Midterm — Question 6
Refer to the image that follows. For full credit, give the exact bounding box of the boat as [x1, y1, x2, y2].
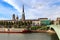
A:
[21, 30, 32, 33]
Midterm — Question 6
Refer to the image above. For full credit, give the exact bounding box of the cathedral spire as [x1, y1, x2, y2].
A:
[22, 5, 25, 21]
[23, 5, 24, 13]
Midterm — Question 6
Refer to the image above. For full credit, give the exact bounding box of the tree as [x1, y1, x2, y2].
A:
[50, 20, 54, 25]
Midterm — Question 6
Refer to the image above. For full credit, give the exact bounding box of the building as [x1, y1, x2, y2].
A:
[12, 14, 15, 21]
[25, 18, 50, 26]
[16, 15, 19, 21]
[21, 5, 25, 21]
[32, 19, 40, 26]
[0, 5, 51, 28]
[54, 17, 60, 25]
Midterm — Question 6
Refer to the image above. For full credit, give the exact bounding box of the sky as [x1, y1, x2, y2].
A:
[0, 0, 60, 20]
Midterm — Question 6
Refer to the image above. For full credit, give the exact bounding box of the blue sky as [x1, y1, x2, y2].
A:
[0, 0, 60, 20]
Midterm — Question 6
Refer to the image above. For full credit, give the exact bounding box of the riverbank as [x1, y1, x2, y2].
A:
[31, 30, 47, 33]
[0, 28, 55, 33]
[0, 30, 55, 34]
[0, 30, 47, 33]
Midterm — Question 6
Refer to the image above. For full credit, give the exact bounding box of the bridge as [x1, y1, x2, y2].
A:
[47, 25, 60, 40]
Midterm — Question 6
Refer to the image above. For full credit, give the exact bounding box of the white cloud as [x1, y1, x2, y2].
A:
[0, 0, 21, 20]
[4, 0, 22, 13]
[0, 17, 9, 20]
[3, 0, 60, 20]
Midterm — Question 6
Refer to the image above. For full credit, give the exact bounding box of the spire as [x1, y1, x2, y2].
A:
[22, 5, 25, 21]
[16, 15, 19, 21]
[23, 5, 24, 13]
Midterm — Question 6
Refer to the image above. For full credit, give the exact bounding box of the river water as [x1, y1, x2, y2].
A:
[0, 33, 59, 40]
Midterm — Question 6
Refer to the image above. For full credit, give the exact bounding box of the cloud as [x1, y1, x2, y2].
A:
[3, 0, 60, 20]
[0, 17, 9, 20]
[0, 0, 21, 20]
[4, 0, 22, 13]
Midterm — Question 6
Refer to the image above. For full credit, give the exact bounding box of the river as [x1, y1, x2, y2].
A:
[0, 33, 59, 40]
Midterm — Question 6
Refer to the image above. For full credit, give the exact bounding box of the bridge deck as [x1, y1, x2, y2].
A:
[48, 25, 60, 40]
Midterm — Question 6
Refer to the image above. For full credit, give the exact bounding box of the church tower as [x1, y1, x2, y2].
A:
[12, 14, 15, 21]
[22, 5, 25, 21]
[16, 15, 19, 21]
